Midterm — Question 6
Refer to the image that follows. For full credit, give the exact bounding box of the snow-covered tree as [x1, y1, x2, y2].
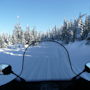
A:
[85, 15, 90, 32]
[12, 24, 24, 44]
[0, 35, 4, 48]
[82, 15, 90, 39]
[61, 20, 71, 43]
[31, 28, 38, 41]
[71, 14, 85, 41]
[24, 25, 31, 44]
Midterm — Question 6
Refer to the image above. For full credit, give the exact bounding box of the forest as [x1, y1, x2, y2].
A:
[0, 14, 90, 48]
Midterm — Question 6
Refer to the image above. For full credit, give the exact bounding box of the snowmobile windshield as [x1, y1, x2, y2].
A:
[1, 40, 90, 86]
[20, 41, 76, 82]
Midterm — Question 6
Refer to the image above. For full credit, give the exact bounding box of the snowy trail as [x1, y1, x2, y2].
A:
[0, 41, 90, 86]
[21, 42, 74, 81]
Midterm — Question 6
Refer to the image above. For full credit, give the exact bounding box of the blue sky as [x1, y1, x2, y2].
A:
[0, 0, 90, 33]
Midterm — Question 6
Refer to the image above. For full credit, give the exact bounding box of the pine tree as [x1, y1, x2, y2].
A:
[84, 15, 90, 39]
[0, 35, 4, 48]
[31, 28, 38, 41]
[61, 19, 70, 43]
[12, 24, 24, 44]
[24, 25, 31, 44]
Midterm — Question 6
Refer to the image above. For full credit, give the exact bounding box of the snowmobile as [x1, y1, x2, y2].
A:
[0, 40, 90, 90]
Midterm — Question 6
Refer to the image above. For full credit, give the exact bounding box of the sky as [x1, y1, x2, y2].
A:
[0, 0, 90, 34]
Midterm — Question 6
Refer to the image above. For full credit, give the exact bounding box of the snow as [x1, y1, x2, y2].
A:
[66, 40, 90, 81]
[0, 47, 31, 86]
[0, 48, 23, 86]
[7, 44, 24, 49]
[0, 41, 90, 86]
[21, 42, 74, 81]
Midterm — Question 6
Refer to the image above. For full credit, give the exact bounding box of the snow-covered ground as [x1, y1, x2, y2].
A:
[0, 47, 30, 86]
[66, 40, 90, 80]
[0, 48, 24, 86]
[0, 41, 90, 86]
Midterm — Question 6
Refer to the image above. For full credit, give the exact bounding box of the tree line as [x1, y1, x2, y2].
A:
[0, 14, 90, 48]
[43, 14, 90, 44]
[0, 24, 41, 48]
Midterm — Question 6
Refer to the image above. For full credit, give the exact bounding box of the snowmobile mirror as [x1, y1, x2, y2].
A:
[0, 64, 12, 75]
[0, 64, 26, 81]
[85, 62, 90, 73]
[72, 62, 90, 80]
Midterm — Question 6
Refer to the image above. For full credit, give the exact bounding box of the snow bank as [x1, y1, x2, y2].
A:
[66, 40, 90, 81]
